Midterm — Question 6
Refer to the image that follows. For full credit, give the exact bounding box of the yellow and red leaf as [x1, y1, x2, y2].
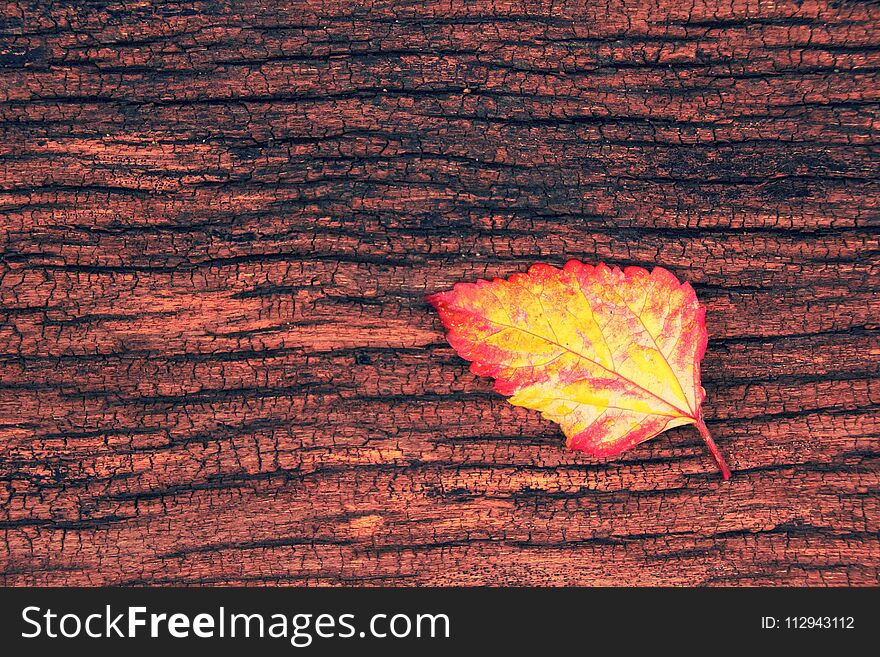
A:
[427, 260, 731, 479]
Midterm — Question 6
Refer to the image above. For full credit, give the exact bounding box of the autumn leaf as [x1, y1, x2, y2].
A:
[427, 260, 731, 479]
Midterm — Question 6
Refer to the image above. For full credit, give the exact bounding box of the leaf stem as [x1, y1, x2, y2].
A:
[695, 415, 731, 481]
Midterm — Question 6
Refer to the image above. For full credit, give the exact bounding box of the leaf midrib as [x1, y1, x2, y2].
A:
[482, 316, 694, 419]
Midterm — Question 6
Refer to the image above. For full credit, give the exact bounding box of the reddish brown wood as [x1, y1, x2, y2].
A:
[0, 0, 878, 586]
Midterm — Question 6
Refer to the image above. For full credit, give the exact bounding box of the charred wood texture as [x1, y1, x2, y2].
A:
[0, 0, 878, 586]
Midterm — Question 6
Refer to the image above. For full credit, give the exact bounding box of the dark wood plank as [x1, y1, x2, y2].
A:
[0, 0, 878, 586]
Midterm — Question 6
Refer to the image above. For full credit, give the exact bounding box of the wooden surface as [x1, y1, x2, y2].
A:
[1, 0, 878, 586]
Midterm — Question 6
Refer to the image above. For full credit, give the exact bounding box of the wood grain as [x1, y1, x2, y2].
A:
[1, 0, 878, 586]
